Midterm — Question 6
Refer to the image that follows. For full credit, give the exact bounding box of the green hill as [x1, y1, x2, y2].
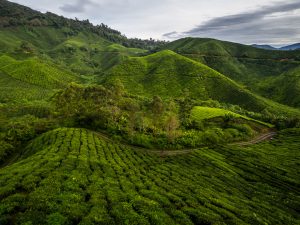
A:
[0, 55, 79, 102]
[0, 127, 299, 225]
[0, 0, 166, 76]
[161, 38, 300, 107]
[105, 50, 300, 116]
[256, 66, 300, 108]
[0, 26, 146, 75]
[0, 0, 165, 50]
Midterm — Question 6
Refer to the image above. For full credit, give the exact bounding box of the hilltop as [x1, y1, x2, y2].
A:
[105, 50, 300, 116]
[0, 0, 166, 50]
[161, 37, 300, 107]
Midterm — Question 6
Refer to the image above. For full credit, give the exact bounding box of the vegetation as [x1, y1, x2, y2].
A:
[191, 106, 273, 127]
[0, 128, 299, 225]
[104, 50, 300, 117]
[161, 37, 300, 107]
[0, 1, 299, 224]
[0, 0, 167, 50]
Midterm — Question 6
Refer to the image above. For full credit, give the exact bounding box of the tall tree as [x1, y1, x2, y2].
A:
[165, 115, 180, 143]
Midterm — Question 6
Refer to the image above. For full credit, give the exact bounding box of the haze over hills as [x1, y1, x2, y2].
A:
[0, 1, 300, 225]
[252, 43, 300, 51]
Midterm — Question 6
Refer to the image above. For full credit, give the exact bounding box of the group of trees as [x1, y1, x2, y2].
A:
[0, 0, 167, 50]
[0, 114, 53, 163]
[52, 81, 265, 149]
[53, 82, 182, 148]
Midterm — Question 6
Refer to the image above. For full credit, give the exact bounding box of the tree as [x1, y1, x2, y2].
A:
[165, 115, 180, 143]
[151, 96, 164, 116]
[20, 41, 35, 54]
[109, 79, 125, 98]
[151, 96, 164, 135]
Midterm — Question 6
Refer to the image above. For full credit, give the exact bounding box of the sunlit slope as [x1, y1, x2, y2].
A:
[191, 106, 273, 127]
[161, 38, 300, 105]
[0, 26, 146, 75]
[0, 127, 299, 225]
[105, 50, 300, 116]
[0, 55, 79, 102]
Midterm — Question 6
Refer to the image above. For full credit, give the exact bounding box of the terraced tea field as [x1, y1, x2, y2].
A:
[191, 106, 273, 127]
[0, 128, 299, 225]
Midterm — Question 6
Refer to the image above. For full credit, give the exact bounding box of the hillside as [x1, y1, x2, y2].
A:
[0, 25, 146, 75]
[0, 127, 299, 225]
[190, 106, 272, 127]
[0, 1, 299, 225]
[0, 0, 166, 50]
[161, 38, 300, 107]
[0, 55, 79, 102]
[105, 50, 300, 116]
[256, 66, 300, 108]
[0, 0, 156, 76]
[280, 43, 300, 51]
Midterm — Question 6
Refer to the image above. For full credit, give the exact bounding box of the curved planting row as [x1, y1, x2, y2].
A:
[0, 128, 299, 225]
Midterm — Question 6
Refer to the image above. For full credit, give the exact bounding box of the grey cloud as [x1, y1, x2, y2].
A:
[163, 0, 300, 46]
[60, 0, 97, 13]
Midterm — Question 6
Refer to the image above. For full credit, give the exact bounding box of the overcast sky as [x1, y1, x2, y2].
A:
[10, 0, 300, 46]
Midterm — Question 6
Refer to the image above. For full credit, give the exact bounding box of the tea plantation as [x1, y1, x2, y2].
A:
[0, 128, 299, 225]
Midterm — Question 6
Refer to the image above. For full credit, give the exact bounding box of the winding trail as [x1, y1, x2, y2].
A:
[230, 132, 277, 146]
[95, 131, 277, 156]
[1, 130, 278, 169]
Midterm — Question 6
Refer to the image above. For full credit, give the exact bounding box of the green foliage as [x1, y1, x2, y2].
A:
[0, 2, 299, 225]
[0, 0, 167, 50]
[0, 55, 79, 89]
[0, 128, 299, 225]
[105, 50, 300, 117]
[191, 106, 273, 127]
[0, 114, 55, 163]
[0, 55, 79, 102]
[161, 37, 300, 108]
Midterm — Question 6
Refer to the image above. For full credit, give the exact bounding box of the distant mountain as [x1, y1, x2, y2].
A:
[252, 43, 300, 51]
[279, 43, 300, 51]
[251, 44, 276, 50]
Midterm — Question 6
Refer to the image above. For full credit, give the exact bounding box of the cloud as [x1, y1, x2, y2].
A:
[163, 0, 300, 46]
[60, 0, 97, 13]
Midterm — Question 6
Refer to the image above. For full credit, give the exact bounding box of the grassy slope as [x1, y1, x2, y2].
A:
[161, 38, 300, 107]
[256, 66, 300, 108]
[0, 127, 299, 225]
[0, 55, 79, 102]
[191, 106, 273, 127]
[0, 27, 146, 75]
[106, 50, 300, 116]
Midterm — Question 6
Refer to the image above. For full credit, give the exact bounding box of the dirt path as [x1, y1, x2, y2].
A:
[1, 131, 278, 169]
[229, 132, 277, 147]
[95, 131, 277, 156]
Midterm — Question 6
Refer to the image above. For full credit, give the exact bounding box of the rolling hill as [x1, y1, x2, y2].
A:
[252, 43, 300, 51]
[0, 0, 157, 76]
[0, 55, 79, 102]
[0, 1, 299, 225]
[256, 65, 300, 108]
[161, 38, 300, 107]
[105, 50, 300, 116]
